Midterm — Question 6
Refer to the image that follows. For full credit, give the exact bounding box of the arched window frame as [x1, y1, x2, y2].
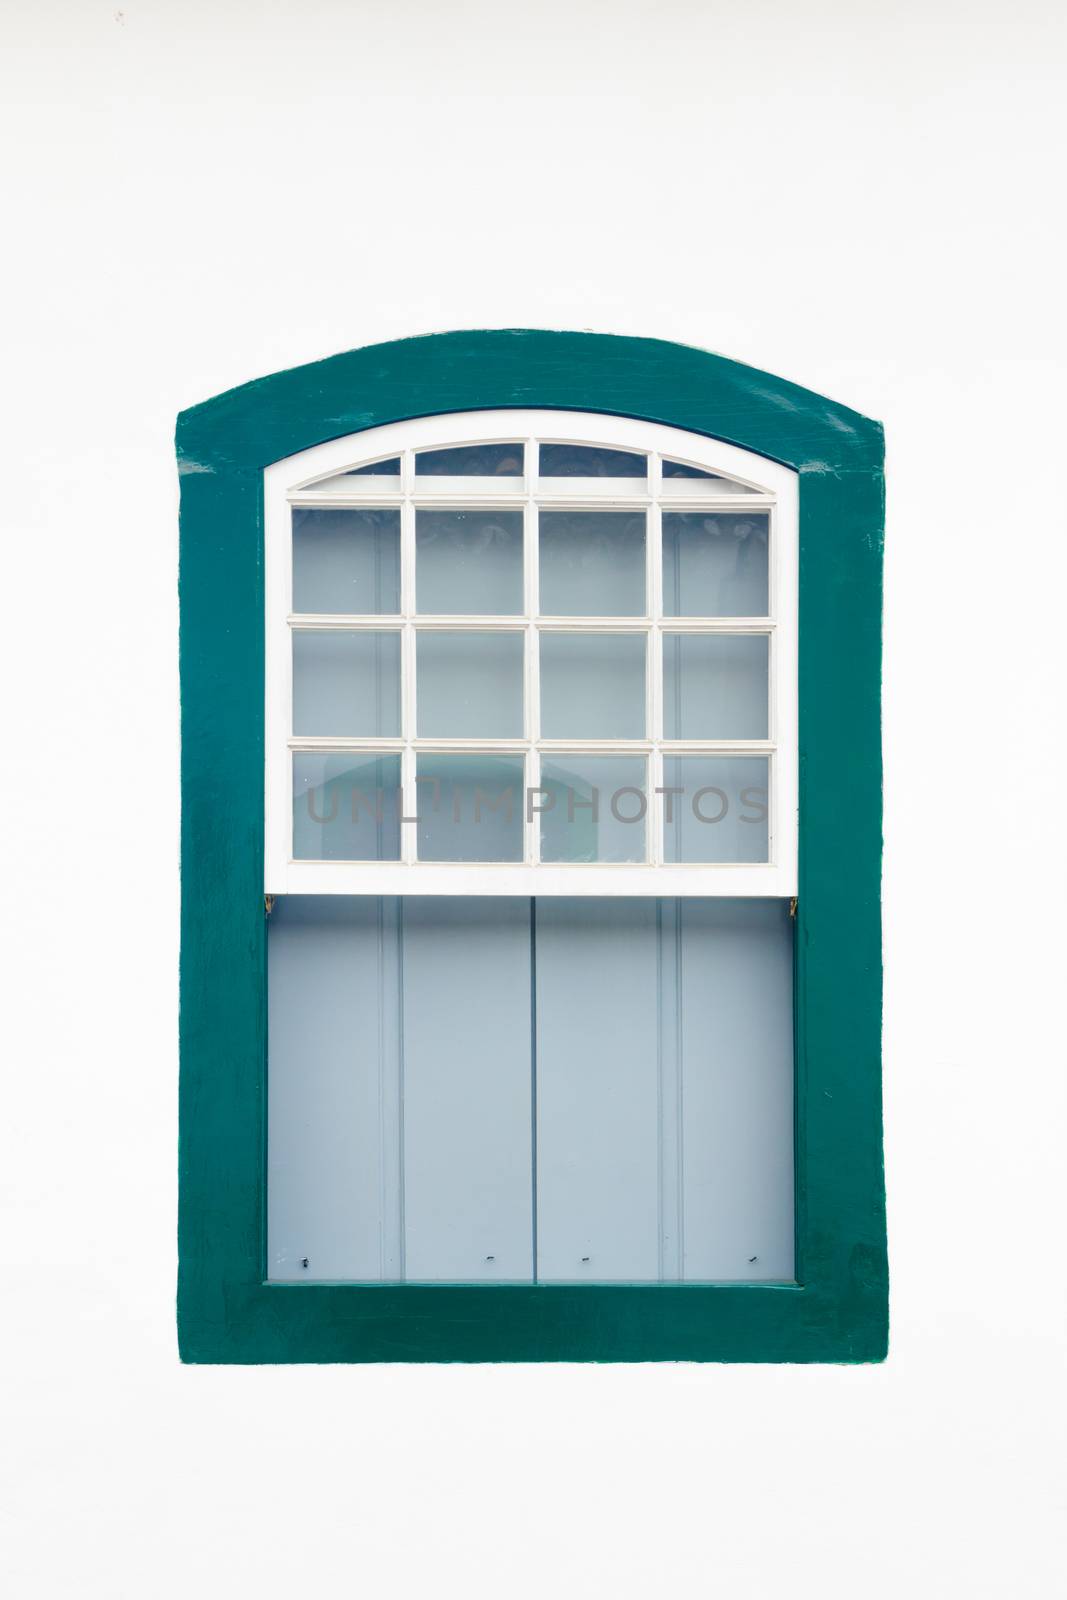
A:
[264, 409, 798, 897]
[177, 330, 886, 1364]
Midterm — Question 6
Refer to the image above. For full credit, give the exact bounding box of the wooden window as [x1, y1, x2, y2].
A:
[266, 412, 798, 897]
[177, 331, 886, 1362]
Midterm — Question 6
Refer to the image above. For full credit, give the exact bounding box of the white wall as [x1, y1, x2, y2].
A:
[1, 2, 1064, 1595]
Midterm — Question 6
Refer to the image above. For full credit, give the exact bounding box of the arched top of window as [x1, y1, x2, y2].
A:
[278, 410, 786, 500]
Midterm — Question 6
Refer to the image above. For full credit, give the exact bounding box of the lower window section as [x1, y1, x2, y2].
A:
[267, 897, 794, 1284]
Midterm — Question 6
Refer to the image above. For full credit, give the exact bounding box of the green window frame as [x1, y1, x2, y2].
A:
[177, 329, 886, 1363]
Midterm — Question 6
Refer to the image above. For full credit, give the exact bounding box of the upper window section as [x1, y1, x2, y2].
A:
[265, 410, 797, 896]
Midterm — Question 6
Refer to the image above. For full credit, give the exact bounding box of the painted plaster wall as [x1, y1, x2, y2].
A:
[0, 2, 1063, 1596]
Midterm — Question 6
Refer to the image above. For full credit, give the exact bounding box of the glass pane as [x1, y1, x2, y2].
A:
[662, 634, 769, 740]
[539, 755, 647, 863]
[662, 756, 769, 863]
[416, 509, 524, 615]
[661, 459, 759, 488]
[539, 444, 646, 477]
[417, 754, 524, 861]
[661, 459, 717, 479]
[539, 632, 646, 739]
[292, 752, 401, 860]
[538, 512, 646, 616]
[416, 443, 524, 476]
[416, 631, 524, 737]
[292, 507, 401, 614]
[662, 512, 769, 617]
[292, 630, 401, 737]
[301, 464, 401, 492]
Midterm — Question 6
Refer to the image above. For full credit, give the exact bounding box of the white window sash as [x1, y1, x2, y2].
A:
[265, 410, 797, 897]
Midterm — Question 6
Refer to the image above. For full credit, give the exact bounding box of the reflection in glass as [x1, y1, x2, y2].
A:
[539, 444, 646, 478]
[663, 634, 769, 740]
[538, 511, 646, 616]
[344, 457, 400, 475]
[417, 631, 524, 737]
[539, 755, 647, 862]
[292, 752, 402, 860]
[661, 459, 717, 479]
[292, 507, 401, 614]
[661, 459, 759, 488]
[662, 756, 769, 863]
[292, 630, 401, 737]
[662, 513, 769, 617]
[539, 633, 645, 739]
[417, 754, 525, 861]
[416, 509, 523, 614]
[416, 444, 524, 476]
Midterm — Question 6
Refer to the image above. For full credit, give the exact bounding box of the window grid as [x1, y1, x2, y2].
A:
[285, 439, 778, 867]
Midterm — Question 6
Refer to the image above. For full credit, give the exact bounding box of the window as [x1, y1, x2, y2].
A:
[265, 412, 797, 895]
[263, 413, 798, 1289]
[178, 330, 886, 1361]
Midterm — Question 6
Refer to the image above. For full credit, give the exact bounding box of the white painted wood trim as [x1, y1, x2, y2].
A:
[278, 862, 788, 896]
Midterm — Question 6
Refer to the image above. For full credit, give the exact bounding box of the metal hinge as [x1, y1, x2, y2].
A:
[788, 896, 797, 918]
[264, 893, 275, 916]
